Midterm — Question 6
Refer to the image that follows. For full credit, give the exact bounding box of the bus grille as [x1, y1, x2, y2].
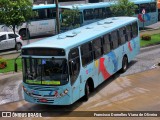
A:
[28, 85, 59, 91]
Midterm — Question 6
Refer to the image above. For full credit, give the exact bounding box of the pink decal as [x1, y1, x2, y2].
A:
[54, 91, 58, 97]
[128, 41, 132, 52]
[98, 58, 111, 80]
[86, 70, 88, 74]
[138, 14, 145, 22]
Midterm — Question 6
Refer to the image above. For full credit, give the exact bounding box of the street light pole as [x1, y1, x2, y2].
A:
[55, 0, 60, 34]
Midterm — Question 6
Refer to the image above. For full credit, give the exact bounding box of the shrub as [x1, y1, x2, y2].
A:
[141, 34, 151, 41]
[0, 57, 7, 69]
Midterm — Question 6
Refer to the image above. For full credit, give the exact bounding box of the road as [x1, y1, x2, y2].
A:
[0, 68, 160, 120]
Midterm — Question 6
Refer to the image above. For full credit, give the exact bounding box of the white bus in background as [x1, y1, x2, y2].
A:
[0, 4, 57, 40]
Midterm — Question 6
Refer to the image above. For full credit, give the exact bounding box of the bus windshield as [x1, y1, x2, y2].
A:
[23, 58, 68, 86]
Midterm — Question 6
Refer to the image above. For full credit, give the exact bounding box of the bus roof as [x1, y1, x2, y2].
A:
[33, 4, 56, 10]
[60, 0, 156, 10]
[60, 2, 113, 10]
[129, 0, 156, 4]
[22, 17, 138, 50]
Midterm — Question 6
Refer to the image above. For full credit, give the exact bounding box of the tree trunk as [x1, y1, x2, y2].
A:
[13, 25, 17, 50]
[55, 0, 60, 34]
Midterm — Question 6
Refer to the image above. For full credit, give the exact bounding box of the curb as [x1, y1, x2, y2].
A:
[140, 44, 160, 53]
[0, 50, 21, 56]
[0, 72, 22, 81]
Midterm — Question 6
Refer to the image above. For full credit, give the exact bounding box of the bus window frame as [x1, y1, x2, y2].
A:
[68, 47, 81, 85]
[92, 37, 103, 60]
[80, 41, 93, 67]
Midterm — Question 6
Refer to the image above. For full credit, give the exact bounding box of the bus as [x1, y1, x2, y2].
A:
[60, 2, 113, 26]
[21, 16, 140, 105]
[157, 0, 160, 20]
[60, 0, 158, 28]
[131, 0, 158, 27]
[0, 4, 57, 40]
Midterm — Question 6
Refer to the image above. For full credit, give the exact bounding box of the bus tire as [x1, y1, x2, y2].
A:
[121, 56, 128, 73]
[83, 81, 90, 101]
[19, 29, 30, 40]
[15, 43, 22, 51]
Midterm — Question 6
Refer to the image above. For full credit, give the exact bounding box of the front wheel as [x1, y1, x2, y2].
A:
[121, 56, 128, 73]
[15, 43, 22, 51]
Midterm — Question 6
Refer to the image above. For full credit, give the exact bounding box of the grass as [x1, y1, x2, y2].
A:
[0, 58, 22, 73]
[140, 34, 160, 47]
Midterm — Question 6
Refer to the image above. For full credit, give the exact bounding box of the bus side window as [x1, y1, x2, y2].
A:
[140, 3, 150, 13]
[81, 42, 93, 66]
[103, 34, 111, 54]
[106, 7, 112, 18]
[94, 8, 103, 19]
[132, 22, 138, 38]
[92, 38, 103, 60]
[150, 2, 156, 12]
[126, 25, 132, 41]
[84, 9, 94, 20]
[111, 31, 119, 49]
[119, 27, 126, 45]
[135, 4, 140, 14]
[69, 47, 80, 85]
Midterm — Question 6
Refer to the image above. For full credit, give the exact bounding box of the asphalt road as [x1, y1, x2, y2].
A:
[0, 68, 160, 120]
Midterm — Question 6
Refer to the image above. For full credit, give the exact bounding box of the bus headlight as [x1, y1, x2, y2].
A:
[64, 89, 68, 94]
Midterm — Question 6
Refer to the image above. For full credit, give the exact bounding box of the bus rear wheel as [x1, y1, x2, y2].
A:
[83, 81, 90, 101]
[15, 43, 22, 51]
[121, 56, 128, 73]
[19, 29, 30, 40]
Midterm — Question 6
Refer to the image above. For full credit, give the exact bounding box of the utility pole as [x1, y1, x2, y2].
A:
[55, 0, 60, 34]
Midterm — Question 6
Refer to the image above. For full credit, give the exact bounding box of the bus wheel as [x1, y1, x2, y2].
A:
[19, 29, 30, 40]
[15, 43, 22, 51]
[84, 81, 90, 101]
[121, 56, 128, 73]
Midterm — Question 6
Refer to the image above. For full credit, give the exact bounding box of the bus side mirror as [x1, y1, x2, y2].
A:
[14, 62, 18, 72]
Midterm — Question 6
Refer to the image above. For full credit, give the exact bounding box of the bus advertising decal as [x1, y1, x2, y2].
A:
[98, 57, 111, 80]
[138, 13, 150, 22]
[86, 68, 93, 75]
[107, 52, 118, 73]
[128, 41, 133, 52]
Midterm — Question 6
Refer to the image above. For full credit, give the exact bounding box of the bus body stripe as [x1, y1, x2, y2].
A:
[98, 58, 111, 80]
[128, 41, 133, 52]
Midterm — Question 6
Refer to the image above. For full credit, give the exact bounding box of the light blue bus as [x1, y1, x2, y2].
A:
[21, 17, 140, 105]
[60, 2, 113, 26]
[60, 0, 158, 28]
[130, 0, 158, 27]
[0, 4, 57, 40]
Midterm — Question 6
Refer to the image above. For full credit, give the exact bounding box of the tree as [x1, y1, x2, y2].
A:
[0, 0, 33, 49]
[110, 0, 137, 17]
[61, 7, 80, 32]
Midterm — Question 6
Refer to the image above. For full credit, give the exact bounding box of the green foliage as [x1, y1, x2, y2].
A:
[141, 34, 151, 41]
[0, 58, 22, 73]
[110, 0, 137, 17]
[140, 34, 160, 47]
[61, 7, 80, 31]
[0, 0, 33, 30]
